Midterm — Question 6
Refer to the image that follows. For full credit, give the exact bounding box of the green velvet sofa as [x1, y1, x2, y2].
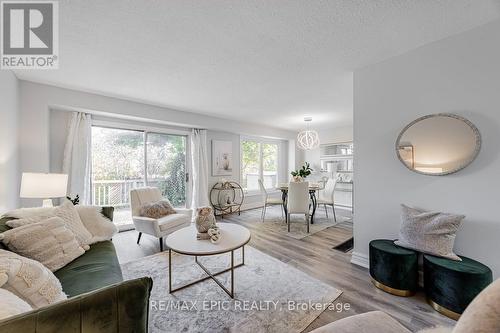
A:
[0, 208, 153, 333]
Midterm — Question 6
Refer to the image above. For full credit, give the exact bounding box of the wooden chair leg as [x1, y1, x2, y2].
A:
[332, 204, 337, 222]
[324, 204, 329, 218]
[287, 214, 291, 232]
[159, 237, 164, 252]
[137, 232, 142, 244]
[262, 204, 267, 221]
[306, 214, 310, 233]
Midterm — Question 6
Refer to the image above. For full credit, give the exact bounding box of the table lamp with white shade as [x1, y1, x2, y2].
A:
[20, 173, 68, 207]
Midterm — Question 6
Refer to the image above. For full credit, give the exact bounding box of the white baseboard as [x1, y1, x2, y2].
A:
[350, 251, 369, 268]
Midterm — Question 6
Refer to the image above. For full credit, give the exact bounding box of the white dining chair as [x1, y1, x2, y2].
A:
[258, 179, 284, 221]
[287, 181, 310, 233]
[317, 178, 337, 222]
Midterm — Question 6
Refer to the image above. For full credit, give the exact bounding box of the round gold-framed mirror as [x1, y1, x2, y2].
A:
[396, 113, 481, 176]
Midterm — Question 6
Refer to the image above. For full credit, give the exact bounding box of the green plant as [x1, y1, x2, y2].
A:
[291, 162, 313, 178]
[66, 194, 80, 205]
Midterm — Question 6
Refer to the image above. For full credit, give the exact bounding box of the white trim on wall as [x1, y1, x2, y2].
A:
[91, 118, 191, 136]
[350, 251, 369, 268]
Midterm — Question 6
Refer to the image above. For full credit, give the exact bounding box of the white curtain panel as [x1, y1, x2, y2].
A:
[62, 112, 92, 204]
[190, 129, 209, 209]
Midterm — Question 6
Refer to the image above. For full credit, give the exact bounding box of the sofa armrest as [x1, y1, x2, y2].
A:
[175, 208, 193, 220]
[0, 277, 153, 333]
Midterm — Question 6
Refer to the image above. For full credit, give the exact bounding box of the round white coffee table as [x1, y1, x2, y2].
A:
[165, 223, 251, 298]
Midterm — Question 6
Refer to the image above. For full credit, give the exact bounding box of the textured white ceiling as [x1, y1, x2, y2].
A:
[14, 0, 500, 131]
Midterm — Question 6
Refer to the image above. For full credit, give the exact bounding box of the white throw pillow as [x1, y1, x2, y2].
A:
[395, 204, 464, 261]
[6, 201, 92, 250]
[75, 206, 118, 244]
[0, 250, 67, 308]
[3, 206, 55, 220]
[0, 217, 85, 271]
[0, 288, 33, 320]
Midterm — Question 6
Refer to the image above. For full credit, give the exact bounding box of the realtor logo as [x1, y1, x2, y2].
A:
[1, 1, 58, 69]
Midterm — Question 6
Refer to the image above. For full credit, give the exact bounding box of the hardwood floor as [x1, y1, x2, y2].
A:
[113, 205, 454, 332]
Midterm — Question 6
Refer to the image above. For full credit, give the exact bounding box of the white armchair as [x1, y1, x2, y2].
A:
[130, 187, 192, 252]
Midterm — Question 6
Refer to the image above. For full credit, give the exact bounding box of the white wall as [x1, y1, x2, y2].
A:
[353, 19, 500, 278]
[49, 110, 71, 173]
[0, 71, 20, 213]
[206, 131, 287, 209]
[20, 81, 297, 175]
[32, 83, 295, 208]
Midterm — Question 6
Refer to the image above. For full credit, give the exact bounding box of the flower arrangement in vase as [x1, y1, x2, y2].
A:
[290, 162, 313, 182]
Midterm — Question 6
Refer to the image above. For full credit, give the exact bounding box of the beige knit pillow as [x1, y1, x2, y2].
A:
[0, 217, 85, 271]
[7, 201, 92, 250]
[140, 200, 176, 219]
[395, 204, 464, 261]
[0, 250, 67, 308]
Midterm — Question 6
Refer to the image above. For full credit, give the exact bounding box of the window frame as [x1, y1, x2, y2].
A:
[240, 136, 281, 194]
[90, 119, 192, 209]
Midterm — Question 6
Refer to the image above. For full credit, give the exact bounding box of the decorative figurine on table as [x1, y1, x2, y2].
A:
[195, 206, 218, 241]
[208, 227, 221, 244]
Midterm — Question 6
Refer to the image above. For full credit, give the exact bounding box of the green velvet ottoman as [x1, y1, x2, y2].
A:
[423, 254, 492, 320]
[369, 239, 418, 296]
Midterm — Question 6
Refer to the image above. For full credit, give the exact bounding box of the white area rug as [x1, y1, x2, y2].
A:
[122, 246, 342, 333]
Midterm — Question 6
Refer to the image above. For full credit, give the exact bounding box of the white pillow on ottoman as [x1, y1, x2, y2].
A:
[0, 288, 32, 320]
[395, 204, 464, 261]
[0, 217, 85, 271]
[75, 206, 118, 244]
[0, 250, 67, 308]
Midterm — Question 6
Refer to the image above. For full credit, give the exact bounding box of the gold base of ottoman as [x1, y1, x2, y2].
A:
[371, 278, 415, 297]
[427, 298, 461, 321]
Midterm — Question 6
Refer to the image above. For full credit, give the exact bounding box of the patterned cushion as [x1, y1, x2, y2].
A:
[6, 201, 93, 249]
[139, 200, 176, 219]
[0, 250, 67, 308]
[0, 217, 85, 271]
[395, 204, 464, 261]
[0, 288, 32, 320]
[54, 201, 93, 248]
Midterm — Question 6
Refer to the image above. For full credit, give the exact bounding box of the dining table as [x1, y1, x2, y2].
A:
[277, 183, 321, 224]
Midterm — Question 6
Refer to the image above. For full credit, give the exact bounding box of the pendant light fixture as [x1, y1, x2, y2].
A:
[297, 116, 320, 150]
